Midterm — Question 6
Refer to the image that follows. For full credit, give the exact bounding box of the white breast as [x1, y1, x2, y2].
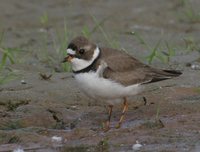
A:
[74, 71, 142, 101]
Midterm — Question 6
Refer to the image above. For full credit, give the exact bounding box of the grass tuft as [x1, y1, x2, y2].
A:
[0, 31, 20, 84]
[178, 0, 200, 23]
[40, 12, 49, 29]
[183, 37, 200, 52]
[131, 32, 176, 64]
[91, 15, 120, 49]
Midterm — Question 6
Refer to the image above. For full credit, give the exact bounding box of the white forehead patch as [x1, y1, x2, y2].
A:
[67, 48, 76, 55]
[71, 47, 100, 72]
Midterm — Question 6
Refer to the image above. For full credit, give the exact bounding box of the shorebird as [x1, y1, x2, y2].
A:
[62, 36, 182, 131]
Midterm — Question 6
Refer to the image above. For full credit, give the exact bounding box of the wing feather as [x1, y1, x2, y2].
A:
[98, 48, 181, 86]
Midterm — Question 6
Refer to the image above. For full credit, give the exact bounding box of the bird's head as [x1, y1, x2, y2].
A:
[63, 36, 100, 72]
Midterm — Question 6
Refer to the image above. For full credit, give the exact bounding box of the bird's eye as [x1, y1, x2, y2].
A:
[79, 49, 85, 54]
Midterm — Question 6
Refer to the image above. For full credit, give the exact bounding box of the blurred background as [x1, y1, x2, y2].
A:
[0, 0, 200, 151]
[0, 0, 200, 77]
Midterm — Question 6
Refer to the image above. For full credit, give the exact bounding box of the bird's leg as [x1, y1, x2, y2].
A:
[103, 105, 113, 131]
[143, 96, 147, 105]
[116, 97, 128, 129]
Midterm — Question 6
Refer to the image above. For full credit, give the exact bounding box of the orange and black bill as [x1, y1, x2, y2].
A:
[62, 55, 74, 63]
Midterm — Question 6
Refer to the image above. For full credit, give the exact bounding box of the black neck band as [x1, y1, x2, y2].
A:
[73, 49, 101, 74]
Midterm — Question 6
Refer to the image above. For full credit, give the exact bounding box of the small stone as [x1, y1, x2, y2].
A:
[191, 64, 200, 70]
[39, 28, 47, 33]
[132, 140, 142, 151]
[20, 80, 26, 84]
[71, 105, 77, 109]
[13, 148, 24, 152]
[51, 136, 62, 142]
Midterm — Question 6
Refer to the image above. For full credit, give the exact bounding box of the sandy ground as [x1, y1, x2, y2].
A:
[0, 0, 200, 151]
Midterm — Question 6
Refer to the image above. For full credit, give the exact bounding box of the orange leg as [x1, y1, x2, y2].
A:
[103, 105, 113, 131]
[116, 97, 128, 129]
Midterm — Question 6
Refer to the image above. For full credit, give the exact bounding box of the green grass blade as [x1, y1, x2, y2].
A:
[146, 39, 161, 64]
[91, 14, 115, 48]
[0, 30, 5, 46]
[4, 48, 15, 64]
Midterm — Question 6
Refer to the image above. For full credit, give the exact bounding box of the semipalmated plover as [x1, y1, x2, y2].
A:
[63, 36, 182, 131]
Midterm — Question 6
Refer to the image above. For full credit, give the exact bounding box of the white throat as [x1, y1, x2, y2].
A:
[71, 47, 100, 72]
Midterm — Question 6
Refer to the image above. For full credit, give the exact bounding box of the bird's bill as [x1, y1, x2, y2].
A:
[62, 48, 76, 63]
[62, 55, 74, 63]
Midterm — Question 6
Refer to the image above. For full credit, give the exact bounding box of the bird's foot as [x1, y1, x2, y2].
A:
[102, 121, 110, 132]
[115, 122, 121, 129]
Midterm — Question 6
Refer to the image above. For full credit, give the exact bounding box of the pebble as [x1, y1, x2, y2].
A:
[51, 136, 62, 142]
[13, 148, 24, 152]
[20, 80, 26, 84]
[191, 64, 200, 70]
[132, 140, 142, 151]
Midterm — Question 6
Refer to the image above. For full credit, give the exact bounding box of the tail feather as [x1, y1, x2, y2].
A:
[143, 69, 182, 84]
[163, 69, 182, 77]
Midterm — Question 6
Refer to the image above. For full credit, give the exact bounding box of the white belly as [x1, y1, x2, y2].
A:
[74, 71, 141, 100]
